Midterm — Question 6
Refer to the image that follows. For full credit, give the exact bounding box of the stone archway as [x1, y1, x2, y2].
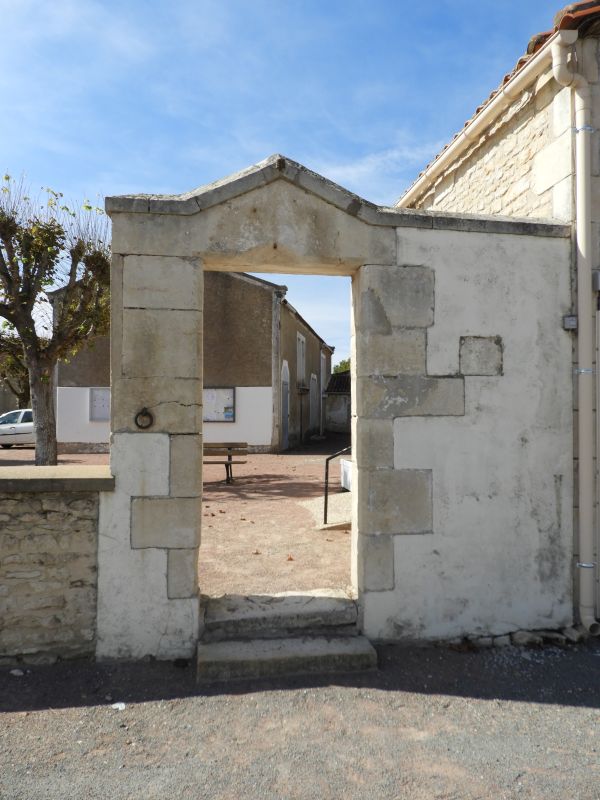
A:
[97, 154, 572, 659]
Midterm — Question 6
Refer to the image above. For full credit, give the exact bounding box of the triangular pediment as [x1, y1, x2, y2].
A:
[106, 154, 393, 225]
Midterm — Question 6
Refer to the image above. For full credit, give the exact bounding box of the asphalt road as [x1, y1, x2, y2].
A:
[2, 640, 600, 800]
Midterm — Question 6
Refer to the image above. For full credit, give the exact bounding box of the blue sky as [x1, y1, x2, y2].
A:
[1, 0, 560, 362]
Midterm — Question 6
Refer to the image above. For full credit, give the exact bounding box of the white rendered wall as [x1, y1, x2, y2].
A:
[360, 227, 573, 642]
[56, 387, 110, 443]
[203, 386, 272, 446]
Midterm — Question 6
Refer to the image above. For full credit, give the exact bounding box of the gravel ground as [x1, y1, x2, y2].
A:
[2, 640, 600, 799]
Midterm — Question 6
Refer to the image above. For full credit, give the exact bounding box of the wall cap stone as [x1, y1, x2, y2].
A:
[105, 154, 570, 240]
[0, 466, 115, 493]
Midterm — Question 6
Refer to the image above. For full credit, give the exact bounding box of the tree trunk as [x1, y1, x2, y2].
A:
[29, 363, 57, 465]
[17, 381, 31, 409]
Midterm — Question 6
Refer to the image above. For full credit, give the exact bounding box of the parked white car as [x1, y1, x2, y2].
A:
[0, 409, 34, 448]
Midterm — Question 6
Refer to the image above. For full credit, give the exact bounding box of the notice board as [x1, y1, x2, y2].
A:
[203, 387, 235, 423]
[89, 387, 110, 422]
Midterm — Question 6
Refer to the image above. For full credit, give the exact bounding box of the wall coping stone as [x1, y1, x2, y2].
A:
[105, 154, 570, 240]
[0, 465, 115, 493]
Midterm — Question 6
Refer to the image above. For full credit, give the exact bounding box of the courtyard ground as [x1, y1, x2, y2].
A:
[200, 441, 352, 597]
[2, 640, 600, 800]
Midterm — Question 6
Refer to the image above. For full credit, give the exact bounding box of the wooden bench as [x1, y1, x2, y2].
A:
[203, 442, 248, 484]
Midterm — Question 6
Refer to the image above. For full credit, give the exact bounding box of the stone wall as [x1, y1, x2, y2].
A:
[409, 74, 573, 222]
[203, 272, 274, 387]
[0, 491, 99, 663]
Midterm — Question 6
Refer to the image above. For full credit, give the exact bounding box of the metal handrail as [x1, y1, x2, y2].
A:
[323, 445, 351, 525]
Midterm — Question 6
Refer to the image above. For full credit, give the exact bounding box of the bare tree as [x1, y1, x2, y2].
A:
[0, 176, 110, 465]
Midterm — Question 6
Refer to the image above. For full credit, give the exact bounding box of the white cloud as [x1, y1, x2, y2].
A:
[312, 139, 445, 206]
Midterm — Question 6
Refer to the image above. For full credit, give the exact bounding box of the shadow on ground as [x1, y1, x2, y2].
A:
[203, 474, 339, 500]
[3, 640, 600, 713]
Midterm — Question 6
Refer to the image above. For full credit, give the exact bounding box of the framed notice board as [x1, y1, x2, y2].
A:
[89, 387, 110, 422]
[203, 387, 235, 423]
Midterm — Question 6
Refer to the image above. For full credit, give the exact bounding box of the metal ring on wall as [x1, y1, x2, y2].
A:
[134, 407, 154, 430]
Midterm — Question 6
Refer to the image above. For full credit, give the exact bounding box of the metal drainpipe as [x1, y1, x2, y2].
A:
[552, 30, 600, 634]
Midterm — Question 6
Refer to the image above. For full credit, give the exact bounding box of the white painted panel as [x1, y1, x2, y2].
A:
[56, 387, 110, 443]
[203, 386, 272, 446]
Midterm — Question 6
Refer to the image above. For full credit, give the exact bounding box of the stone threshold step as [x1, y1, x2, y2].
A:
[197, 635, 377, 683]
[201, 590, 358, 642]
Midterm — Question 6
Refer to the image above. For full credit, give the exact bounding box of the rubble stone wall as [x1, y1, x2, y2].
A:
[0, 491, 99, 663]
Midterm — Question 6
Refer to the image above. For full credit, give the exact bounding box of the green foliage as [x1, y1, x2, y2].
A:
[333, 357, 350, 374]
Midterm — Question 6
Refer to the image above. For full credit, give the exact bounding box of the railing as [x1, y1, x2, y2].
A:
[323, 445, 351, 525]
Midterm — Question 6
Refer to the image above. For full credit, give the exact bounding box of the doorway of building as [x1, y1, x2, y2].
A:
[198, 273, 352, 600]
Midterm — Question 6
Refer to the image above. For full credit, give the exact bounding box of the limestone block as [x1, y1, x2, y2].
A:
[358, 534, 395, 591]
[553, 86, 572, 138]
[354, 418, 394, 470]
[532, 132, 572, 196]
[355, 266, 434, 330]
[131, 497, 200, 548]
[112, 377, 202, 434]
[355, 330, 426, 377]
[553, 177, 573, 222]
[357, 469, 432, 535]
[167, 548, 199, 599]
[110, 433, 170, 496]
[170, 435, 202, 497]
[459, 336, 503, 376]
[122, 309, 201, 379]
[357, 375, 465, 418]
[123, 256, 202, 310]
